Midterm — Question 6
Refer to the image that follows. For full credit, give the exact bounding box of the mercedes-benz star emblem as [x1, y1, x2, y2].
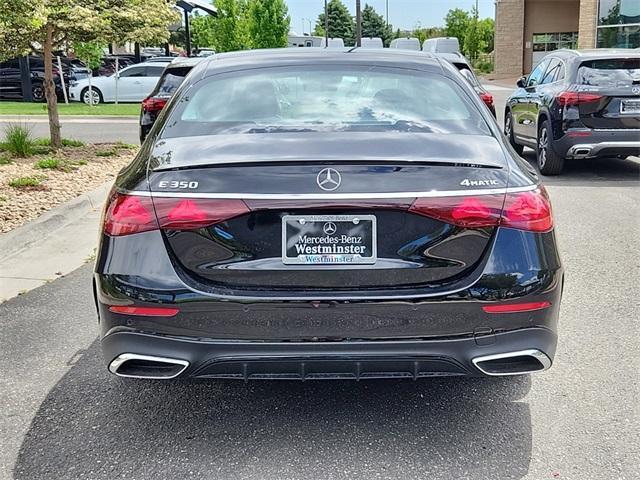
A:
[632, 86, 640, 95]
[316, 168, 342, 191]
[323, 222, 337, 235]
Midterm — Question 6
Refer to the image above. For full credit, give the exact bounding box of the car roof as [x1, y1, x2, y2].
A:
[199, 48, 443, 76]
[168, 57, 206, 68]
[433, 52, 470, 66]
[554, 48, 640, 58]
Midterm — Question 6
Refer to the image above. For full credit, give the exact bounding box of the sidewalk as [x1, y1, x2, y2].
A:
[0, 115, 138, 124]
[0, 181, 112, 302]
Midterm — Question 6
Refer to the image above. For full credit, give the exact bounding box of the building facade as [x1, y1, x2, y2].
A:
[494, 0, 639, 77]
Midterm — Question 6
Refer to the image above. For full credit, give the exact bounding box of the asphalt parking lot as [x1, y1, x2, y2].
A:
[1, 87, 639, 480]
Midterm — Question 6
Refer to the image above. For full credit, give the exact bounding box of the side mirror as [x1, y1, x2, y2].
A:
[516, 75, 527, 88]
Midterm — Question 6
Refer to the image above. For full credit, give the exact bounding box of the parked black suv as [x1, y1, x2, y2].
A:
[0, 56, 89, 102]
[505, 49, 640, 175]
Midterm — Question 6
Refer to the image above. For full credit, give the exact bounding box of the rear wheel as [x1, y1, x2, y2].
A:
[81, 87, 103, 105]
[537, 119, 564, 175]
[504, 110, 524, 155]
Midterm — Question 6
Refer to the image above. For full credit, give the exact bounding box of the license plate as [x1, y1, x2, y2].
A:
[620, 99, 640, 114]
[282, 215, 377, 265]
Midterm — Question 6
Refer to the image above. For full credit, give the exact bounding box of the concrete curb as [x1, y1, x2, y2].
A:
[0, 180, 112, 263]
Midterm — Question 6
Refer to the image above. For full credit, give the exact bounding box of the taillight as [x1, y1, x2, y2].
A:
[102, 191, 250, 236]
[409, 194, 503, 228]
[103, 191, 158, 236]
[141, 97, 168, 112]
[501, 186, 553, 232]
[153, 198, 250, 230]
[409, 186, 553, 233]
[480, 92, 494, 107]
[557, 91, 602, 106]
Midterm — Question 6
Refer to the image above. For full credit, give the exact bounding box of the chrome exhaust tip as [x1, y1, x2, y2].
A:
[568, 145, 593, 159]
[109, 353, 189, 379]
[472, 349, 551, 376]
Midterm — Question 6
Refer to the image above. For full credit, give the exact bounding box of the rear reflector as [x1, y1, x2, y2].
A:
[482, 301, 551, 313]
[557, 91, 602, 107]
[108, 305, 180, 317]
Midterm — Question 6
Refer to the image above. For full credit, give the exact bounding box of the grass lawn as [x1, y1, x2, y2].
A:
[0, 101, 139, 116]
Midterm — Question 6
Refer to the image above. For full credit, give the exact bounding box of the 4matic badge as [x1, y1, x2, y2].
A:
[460, 178, 500, 187]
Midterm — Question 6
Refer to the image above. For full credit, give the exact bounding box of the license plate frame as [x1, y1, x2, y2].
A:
[620, 99, 640, 114]
[282, 214, 377, 265]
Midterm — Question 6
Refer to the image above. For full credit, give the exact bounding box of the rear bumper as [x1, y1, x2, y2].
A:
[554, 129, 640, 159]
[565, 141, 640, 159]
[102, 326, 557, 380]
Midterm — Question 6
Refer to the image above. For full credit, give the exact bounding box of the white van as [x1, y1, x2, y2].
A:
[389, 38, 421, 51]
[422, 37, 460, 54]
[360, 37, 384, 48]
[321, 37, 345, 48]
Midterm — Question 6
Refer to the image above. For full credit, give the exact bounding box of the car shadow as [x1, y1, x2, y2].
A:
[521, 149, 640, 186]
[14, 339, 533, 479]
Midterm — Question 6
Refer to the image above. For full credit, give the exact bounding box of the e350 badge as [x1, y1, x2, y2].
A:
[157, 180, 199, 189]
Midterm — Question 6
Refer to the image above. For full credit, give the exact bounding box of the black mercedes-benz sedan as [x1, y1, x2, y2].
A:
[95, 48, 563, 381]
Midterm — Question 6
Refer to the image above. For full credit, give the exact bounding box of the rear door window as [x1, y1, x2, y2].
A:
[153, 66, 192, 97]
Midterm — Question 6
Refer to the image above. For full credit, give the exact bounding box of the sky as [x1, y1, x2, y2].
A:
[285, 0, 495, 35]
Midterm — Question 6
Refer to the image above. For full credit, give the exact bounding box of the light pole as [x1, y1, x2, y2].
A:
[324, 0, 329, 45]
[355, 0, 361, 46]
[302, 18, 312, 35]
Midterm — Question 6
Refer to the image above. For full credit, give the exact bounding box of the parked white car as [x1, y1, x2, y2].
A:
[69, 61, 170, 104]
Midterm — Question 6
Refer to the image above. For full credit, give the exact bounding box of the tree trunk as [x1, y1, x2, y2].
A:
[43, 25, 62, 149]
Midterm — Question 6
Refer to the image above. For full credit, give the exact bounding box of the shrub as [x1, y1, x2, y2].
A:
[34, 137, 84, 147]
[2, 124, 33, 157]
[0, 155, 13, 165]
[34, 157, 62, 169]
[96, 149, 117, 157]
[8, 176, 43, 188]
[113, 142, 136, 149]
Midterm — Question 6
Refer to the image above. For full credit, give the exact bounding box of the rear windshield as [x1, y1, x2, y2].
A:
[576, 58, 640, 86]
[153, 66, 192, 97]
[161, 65, 490, 138]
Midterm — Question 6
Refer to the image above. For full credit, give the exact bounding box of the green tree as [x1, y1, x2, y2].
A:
[444, 7, 470, 53]
[478, 17, 494, 53]
[191, 13, 216, 49]
[463, 6, 483, 60]
[361, 3, 392, 46]
[314, 0, 354, 46]
[211, 0, 249, 52]
[247, 0, 290, 49]
[0, 0, 178, 148]
[72, 41, 106, 107]
[411, 24, 446, 45]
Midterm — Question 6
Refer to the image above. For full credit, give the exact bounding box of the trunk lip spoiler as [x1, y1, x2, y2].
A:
[120, 184, 537, 200]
